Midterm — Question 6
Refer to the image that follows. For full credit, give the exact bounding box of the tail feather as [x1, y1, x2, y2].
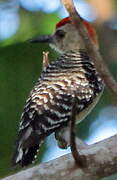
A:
[12, 141, 43, 167]
[20, 145, 39, 167]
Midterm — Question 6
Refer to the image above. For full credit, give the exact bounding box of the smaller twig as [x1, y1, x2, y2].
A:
[70, 97, 85, 167]
[42, 51, 49, 71]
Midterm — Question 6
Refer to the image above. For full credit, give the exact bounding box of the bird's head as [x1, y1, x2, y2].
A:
[31, 17, 98, 53]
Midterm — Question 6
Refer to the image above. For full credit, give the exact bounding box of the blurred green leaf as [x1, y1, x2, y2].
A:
[0, 41, 57, 177]
[0, 9, 59, 47]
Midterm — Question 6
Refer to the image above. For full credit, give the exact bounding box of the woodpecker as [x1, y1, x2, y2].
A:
[12, 17, 104, 167]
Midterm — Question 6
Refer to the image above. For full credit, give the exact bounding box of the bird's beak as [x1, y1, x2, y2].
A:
[30, 35, 54, 43]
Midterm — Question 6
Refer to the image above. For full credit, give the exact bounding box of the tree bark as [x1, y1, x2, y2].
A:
[2, 135, 117, 180]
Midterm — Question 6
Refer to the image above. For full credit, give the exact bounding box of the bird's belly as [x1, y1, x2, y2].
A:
[75, 91, 103, 124]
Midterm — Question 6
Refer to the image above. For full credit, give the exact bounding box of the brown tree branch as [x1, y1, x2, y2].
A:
[2, 135, 117, 180]
[61, 0, 117, 102]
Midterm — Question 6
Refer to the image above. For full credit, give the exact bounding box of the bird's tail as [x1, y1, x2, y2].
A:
[12, 140, 43, 167]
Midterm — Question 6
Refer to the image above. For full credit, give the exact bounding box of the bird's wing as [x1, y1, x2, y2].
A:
[12, 51, 103, 166]
[12, 79, 75, 166]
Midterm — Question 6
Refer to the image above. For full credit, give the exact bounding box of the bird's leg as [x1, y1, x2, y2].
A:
[42, 51, 49, 71]
[55, 126, 70, 149]
[55, 126, 87, 150]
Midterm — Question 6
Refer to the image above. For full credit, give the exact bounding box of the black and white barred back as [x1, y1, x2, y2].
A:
[12, 50, 104, 166]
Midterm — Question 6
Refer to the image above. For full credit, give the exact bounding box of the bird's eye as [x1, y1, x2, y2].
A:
[55, 30, 66, 38]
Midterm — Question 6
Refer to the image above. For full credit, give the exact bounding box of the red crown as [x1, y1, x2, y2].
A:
[56, 17, 97, 44]
[56, 17, 71, 28]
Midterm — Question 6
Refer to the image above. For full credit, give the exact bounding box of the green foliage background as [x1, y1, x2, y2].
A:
[0, 7, 117, 180]
[0, 11, 59, 177]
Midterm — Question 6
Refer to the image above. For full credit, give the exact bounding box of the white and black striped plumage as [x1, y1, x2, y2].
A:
[12, 50, 104, 166]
